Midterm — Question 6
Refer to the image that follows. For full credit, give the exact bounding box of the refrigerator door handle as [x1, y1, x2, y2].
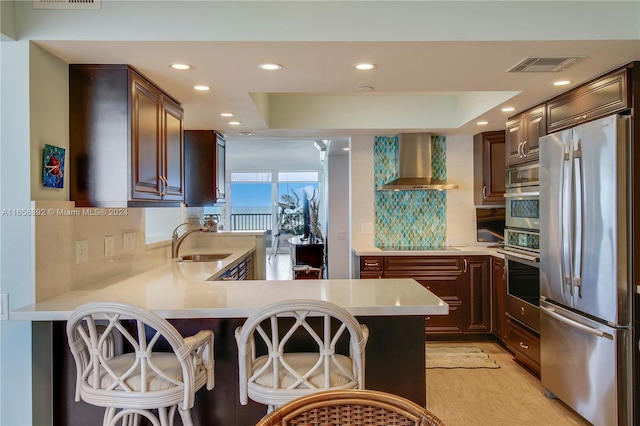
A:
[541, 305, 612, 339]
[561, 141, 572, 295]
[572, 138, 584, 297]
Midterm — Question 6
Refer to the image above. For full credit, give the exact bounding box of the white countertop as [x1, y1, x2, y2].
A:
[352, 245, 504, 258]
[12, 253, 448, 321]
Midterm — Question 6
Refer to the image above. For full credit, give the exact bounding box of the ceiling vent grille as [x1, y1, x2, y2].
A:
[33, 0, 100, 10]
[507, 56, 585, 73]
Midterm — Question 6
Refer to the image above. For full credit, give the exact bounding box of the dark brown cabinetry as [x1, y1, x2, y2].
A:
[504, 316, 540, 376]
[360, 255, 492, 337]
[216, 134, 226, 203]
[184, 130, 225, 206]
[505, 105, 545, 166]
[218, 255, 254, 281]
[70, 64, 184, 207]
[473, 131, 506, 205]
[547, 68, 629, 133]
[462, 256, 490, 334]
[490, 257, 505, 339]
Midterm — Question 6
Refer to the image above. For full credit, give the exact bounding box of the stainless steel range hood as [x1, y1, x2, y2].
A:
[378, 133, 458, 191]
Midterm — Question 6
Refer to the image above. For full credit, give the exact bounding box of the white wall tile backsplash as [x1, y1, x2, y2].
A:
[34, 201, 168, 302]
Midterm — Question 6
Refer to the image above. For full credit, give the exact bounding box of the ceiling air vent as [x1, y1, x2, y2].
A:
[33, 0, 100, 10]
[507, 56, 585, 73]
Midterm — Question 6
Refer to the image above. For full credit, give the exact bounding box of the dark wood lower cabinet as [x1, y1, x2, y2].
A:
[503, 316, 541, 376]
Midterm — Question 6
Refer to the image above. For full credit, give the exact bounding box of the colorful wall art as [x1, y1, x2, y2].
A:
[42, 144, 66, 188]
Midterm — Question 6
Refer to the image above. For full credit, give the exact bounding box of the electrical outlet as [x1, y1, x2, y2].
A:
[123, 232, 136, 251]
[76, 240, 89, 264]
[104, 235, 115, 257]
[0, 293, 8, 321]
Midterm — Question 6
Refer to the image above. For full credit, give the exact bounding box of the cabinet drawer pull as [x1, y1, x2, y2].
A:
[363, 261, 379, 268]
[482, 185, 487, 199]
[519, 341, 529, 350]
[426, 316, 431, 321]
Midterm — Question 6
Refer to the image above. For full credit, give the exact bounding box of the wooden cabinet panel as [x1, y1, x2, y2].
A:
[216, 134, 227, 203]
[547, 68, 629, 133]
[463, 257, 490, 334]
[426, 302, 462, 334]
[384, 256, 462, 273]
[491, 257, 505, 339]
[411, 275, 462, 302]
[162, 97, 184, 201]
[504, 316, 540, 375]
[505, 105, 545, 166]
[131, 72, 162, 200]
[184, 130, 220, 206]
[474, 131, 506, 205]
[70, 64, 184, 207]
[359, 257, 383, 279]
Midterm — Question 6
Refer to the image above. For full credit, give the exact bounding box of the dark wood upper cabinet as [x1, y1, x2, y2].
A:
[473, 131, 506, 205]
[184, 130, 217, 206]
[547, 68, 629, 133]
[505, 105, 545, 166]
[70, 64, 184, 207]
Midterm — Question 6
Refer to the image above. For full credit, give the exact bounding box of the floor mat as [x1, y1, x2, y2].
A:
[426, 345, 500, 369]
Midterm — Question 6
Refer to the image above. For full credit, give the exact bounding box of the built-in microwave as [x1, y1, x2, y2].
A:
[505, 163, 540, 231]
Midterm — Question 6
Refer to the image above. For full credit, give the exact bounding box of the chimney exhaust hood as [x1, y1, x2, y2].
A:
[378, 133, 458, 191]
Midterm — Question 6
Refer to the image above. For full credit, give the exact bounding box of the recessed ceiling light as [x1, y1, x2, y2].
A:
[357, 86, 374, 91]
[501, 107, 515, 112]
[553, 80, 571, 86]
[193, 85, 210, 91]
[169, 63, 192, 70]
[342, 147, 350, 151]
[477, 121, 489, 126]
[258, 63, 283, 70]
[238, 132, 252, 136]
[353, 63, 377, 70]
[228, 121, 242, 126]
[220, 112, 235, 117]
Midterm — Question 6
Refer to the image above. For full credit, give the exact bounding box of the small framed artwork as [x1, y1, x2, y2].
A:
[42, 144, 66, 188]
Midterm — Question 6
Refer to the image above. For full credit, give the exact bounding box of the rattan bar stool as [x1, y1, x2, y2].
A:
[66, 301, 215, 426]
[235, 299, 369, 413]
[256, 389, 445, 426]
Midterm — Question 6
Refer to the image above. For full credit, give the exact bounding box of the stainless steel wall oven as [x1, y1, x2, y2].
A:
[505, 255, 540, 331]
[500, 162, 541, 331]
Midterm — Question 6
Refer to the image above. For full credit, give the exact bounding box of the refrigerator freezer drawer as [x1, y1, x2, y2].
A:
[540, 301, 631, 426]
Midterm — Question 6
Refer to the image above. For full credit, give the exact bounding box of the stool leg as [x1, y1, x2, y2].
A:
[177, 407, 194, 426]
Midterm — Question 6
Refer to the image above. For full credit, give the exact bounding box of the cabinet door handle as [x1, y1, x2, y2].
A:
[463, 259, 468, 273]
[482, 185, 487, 199]
[517, 141, 523, 157]
[159, 176, 169, 196]
[522, 140, 528, 157]
[519, 341, 529, 350]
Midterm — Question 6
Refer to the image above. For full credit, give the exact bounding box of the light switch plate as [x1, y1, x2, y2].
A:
[76, 240, 89, 263]
[361, 223, 373, 235]
[104, 235, 115, 257]
[123, 232, 136, 251]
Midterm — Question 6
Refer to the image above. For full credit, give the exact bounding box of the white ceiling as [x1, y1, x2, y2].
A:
[11, 1, 640, 155]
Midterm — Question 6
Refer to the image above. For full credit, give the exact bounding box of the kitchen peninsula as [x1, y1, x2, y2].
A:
[13, 257, 447, 425]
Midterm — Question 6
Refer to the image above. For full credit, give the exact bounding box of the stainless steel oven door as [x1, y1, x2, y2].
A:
[505, 187, 539, 230]
[505, 255, 540, 331]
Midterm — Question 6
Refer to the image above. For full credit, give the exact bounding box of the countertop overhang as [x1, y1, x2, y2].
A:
[12, 254, 448, 321]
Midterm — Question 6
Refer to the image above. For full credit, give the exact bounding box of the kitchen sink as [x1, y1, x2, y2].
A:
[179, 253, 232, 262]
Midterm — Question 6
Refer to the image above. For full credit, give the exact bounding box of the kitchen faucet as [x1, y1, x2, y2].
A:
[171, 218, 217, 258]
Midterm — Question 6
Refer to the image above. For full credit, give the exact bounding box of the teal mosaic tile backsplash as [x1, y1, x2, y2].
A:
[374, 135, 448, 249]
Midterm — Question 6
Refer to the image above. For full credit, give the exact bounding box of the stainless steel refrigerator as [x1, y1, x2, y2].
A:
[539, 114, 632, 426]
